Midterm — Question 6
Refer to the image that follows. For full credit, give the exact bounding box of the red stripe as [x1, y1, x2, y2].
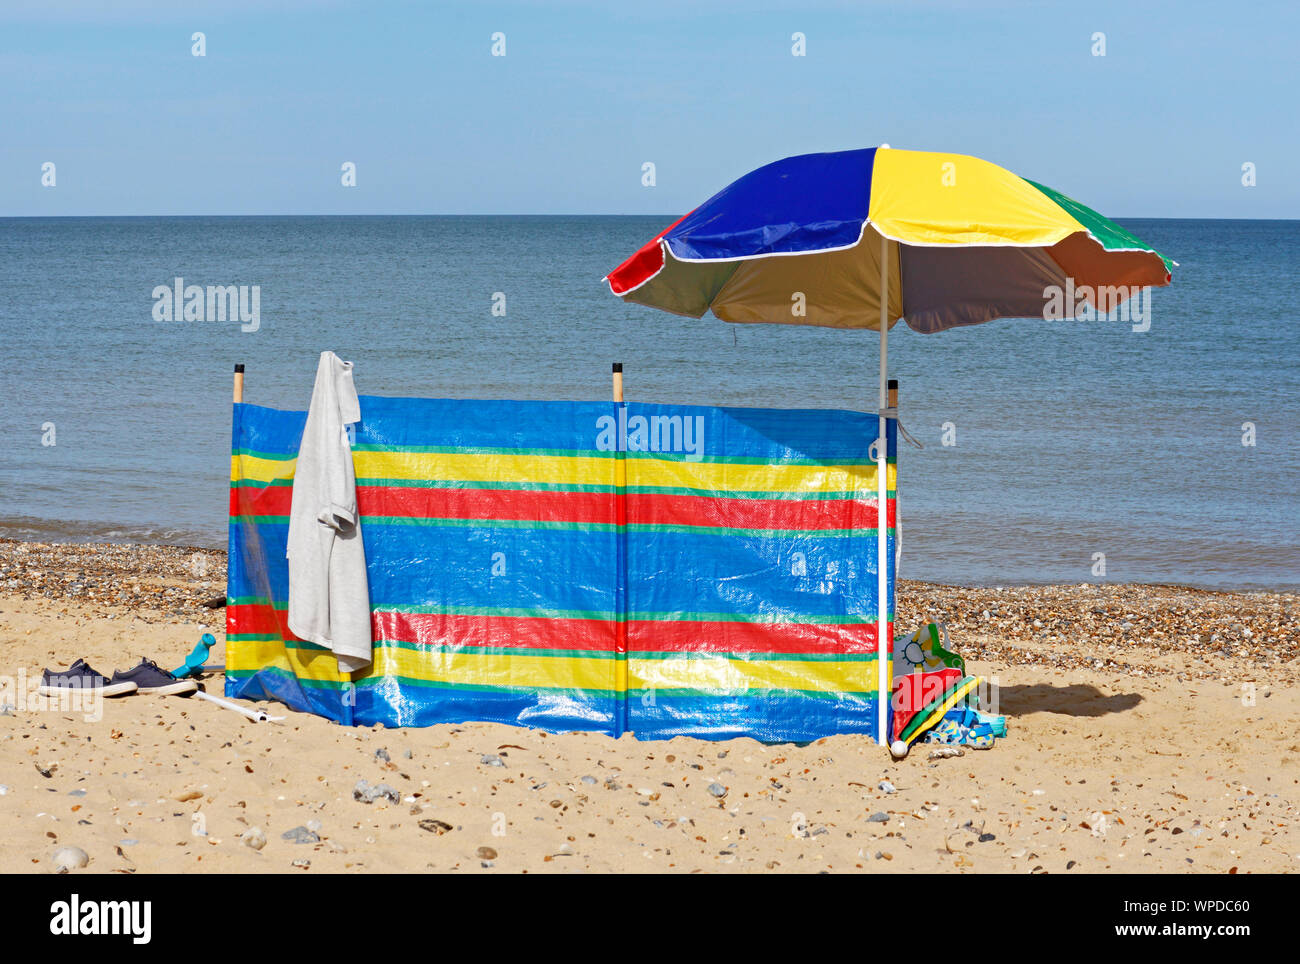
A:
[228, 602, 302, 640]
[627, 619, 888, 656]
[605, 211, 693, 295]
[358, 486, 616, 524]
[373, 611, 616, 652]
[230, 484, 290, 517]
[627, 492, 893, 530]
[234, 485, 895, 531]
[230, 603, 888, 657]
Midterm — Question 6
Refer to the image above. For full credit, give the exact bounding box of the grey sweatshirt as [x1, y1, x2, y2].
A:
[286, 351, 372, 673]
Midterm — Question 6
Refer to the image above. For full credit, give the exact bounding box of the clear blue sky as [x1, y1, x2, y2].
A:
[3, 0, 1296, 218]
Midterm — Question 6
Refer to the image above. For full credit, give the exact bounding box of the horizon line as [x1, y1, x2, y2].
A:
[3, 213, 1296, 222]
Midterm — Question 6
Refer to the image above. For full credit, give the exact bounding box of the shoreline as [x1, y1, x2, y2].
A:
[2, 530, 1295, 597]
[1, 538, 1295, 683]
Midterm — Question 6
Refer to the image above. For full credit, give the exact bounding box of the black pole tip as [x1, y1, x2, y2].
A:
[234, 364, 245, 373]
[612, 363, 623, 373]
[888, 378, 898, 389]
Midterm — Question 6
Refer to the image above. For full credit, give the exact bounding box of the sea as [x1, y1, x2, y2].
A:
[1, 215, 1296, 591]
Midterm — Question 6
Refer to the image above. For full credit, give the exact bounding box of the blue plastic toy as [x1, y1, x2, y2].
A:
[173, 633, 218, 679]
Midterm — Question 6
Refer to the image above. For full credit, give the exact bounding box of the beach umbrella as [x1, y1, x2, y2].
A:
[603, 146, 1175, 746]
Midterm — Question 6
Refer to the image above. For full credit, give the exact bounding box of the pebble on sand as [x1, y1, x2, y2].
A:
[51, 846, 89, 873]
[282, 826, 320, 845]
[353, 779, 400, 804]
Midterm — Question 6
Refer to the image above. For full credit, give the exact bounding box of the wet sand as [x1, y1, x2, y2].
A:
[1, 539, 1296, 874]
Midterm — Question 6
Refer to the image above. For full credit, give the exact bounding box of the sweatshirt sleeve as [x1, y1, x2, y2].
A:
[316, 357, 361, 532]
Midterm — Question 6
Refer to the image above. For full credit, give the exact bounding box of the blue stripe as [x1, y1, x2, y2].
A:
[364, 523, 618, 613]
[629, 691, 881, 743]
[234, 403, 306, 455]
[627, 529, 895, 621]
[228, 666, 617, 733]
[663, 149, 876, 262]
[234, 398, 889, 463]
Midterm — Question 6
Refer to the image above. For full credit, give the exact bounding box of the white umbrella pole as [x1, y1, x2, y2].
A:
[876, 233, 890, 746]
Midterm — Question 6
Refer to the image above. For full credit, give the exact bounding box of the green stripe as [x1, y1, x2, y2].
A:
[230, 514, 896, 538]
[229, 597, 893, 626]
[374, 676, 620, 697]
[233, 479, 896, 499]
[227, 665, 617, 698]
[628, 610, 892, 625]
[228, 667, 879, 700]
[1026, 178, 1176, 273]
[232, 447, 297, 461]
[628, 650, 879, 662]
[349, 442, 878, 467]
[372, 638, 615, 660]
[363, 638, 880, 662]
[356, 478, 615, 493]
[626, 686, 876, 700]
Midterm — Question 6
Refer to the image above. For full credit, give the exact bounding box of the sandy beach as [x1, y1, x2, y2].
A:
[1, 538, 1296, 874]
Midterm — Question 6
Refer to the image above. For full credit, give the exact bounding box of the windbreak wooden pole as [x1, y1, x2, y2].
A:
[233, 363, 245, 403]
[612, 362, 628, 734]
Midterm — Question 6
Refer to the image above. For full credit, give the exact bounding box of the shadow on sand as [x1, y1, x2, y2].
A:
[995, 684, 1143, 718]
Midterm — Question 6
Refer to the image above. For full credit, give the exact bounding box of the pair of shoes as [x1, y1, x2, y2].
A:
[39, 658, 199, 698]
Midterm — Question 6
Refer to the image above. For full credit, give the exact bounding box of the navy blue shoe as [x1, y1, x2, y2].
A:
[40, 659, 138, 698]
[111, 658, 199, 696]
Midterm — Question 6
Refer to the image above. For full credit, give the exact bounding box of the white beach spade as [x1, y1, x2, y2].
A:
[193, 689, 285, 723]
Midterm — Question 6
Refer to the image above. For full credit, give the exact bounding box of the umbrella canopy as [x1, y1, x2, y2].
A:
[604, 147, 1175, 752]
[605, 147, 1174, 332]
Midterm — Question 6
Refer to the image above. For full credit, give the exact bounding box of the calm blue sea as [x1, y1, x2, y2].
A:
[1, 216, 1296, 590]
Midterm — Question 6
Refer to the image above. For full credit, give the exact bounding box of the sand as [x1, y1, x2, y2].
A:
[1, 540, 1296, 874]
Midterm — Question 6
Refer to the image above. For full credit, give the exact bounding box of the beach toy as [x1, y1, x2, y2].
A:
[173, 633, 218, 679]
[965, 722, 996, 750]
[894, 621, 965, 676]
[968, 707, 1008, 739]
[889, 740, 909, 760]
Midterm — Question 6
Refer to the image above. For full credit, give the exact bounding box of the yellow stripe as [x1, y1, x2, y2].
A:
[353, 451, 616, 488]
[631, 457, 893, 494]
[230, 638, 883, 695]
[629, 656, 881, 693]
[232, 450, 897, 494]
[229, 638, 614, 691]
[869, 149, 1084, 247]
[227, 637, 349, 683]
[232, 453, 297, 484]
